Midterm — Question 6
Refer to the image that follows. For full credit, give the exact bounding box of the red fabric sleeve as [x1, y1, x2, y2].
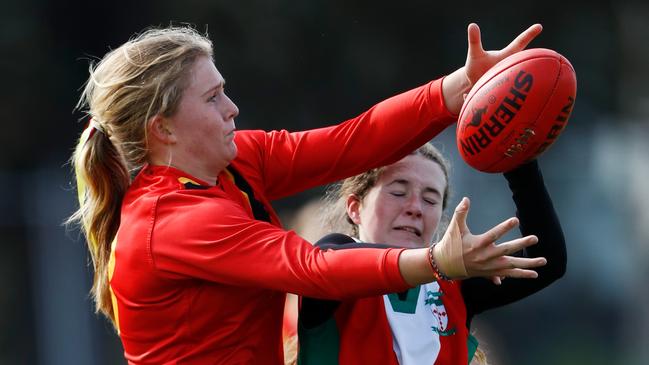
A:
[234, 78, 456, 200]
[149, 191, 409, 300]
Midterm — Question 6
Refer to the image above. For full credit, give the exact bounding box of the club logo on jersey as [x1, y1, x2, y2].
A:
[425, 290, 456, 336]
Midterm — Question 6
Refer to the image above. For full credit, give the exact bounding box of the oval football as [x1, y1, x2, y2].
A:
[457, 48, 577, 173]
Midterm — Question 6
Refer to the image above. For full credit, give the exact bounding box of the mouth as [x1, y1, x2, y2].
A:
[393, 226, 422, 237]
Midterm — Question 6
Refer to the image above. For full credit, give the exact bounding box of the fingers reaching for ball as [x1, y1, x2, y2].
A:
[501, 24, 543, 58]
[479, 217, 520, 246]
[433, 198, 547, 282]
[466, 237, 547, 279]
[464, 23, 543, 85]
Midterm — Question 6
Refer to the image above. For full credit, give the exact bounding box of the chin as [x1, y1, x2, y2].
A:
[226, 142, 238, 161]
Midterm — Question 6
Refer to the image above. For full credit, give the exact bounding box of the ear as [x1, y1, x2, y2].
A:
[148, 115, 176, 144]
[345, 194, 362, 225]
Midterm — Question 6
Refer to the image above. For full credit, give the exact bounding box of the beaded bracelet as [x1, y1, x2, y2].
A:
[428, 242, 450, 281]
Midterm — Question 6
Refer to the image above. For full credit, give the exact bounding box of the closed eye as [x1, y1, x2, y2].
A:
[423, 198, 439, 205]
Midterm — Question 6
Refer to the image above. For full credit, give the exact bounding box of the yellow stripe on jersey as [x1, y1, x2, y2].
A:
[178, 176, 200, 186]
[223, 168, 252, 208]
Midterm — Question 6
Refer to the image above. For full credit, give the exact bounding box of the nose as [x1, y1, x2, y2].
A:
[404, 195, 423, 218]
[224, 93, 239, 121]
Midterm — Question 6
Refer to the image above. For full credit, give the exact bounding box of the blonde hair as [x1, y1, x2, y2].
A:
[322, 143, 451, 238]
[67, 26, 213, 325]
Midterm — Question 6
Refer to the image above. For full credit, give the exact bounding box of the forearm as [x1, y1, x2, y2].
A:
[462, 161, 567, 322]
[504, 160, 567, 279]
[316, 237, 438, 288]
[441, 66, 472, 115]
[398, 248, 437, 286]
[313, 236, 437, 289]
[280, 247, 414, 299]
[299, 235, 435, 329]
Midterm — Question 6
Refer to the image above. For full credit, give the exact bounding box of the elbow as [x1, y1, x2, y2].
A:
[545, 247, 567, 283]
[550, 260, 567, 282]
[554, 237, 568, 279]
[555, 251, 567, 280]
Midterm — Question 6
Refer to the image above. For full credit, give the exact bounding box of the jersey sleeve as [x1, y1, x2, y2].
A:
[234, 78, 457, 200]
[148, 191, 410, 300]
[298, 234, 400, 329]
[461, 160, 567, 324]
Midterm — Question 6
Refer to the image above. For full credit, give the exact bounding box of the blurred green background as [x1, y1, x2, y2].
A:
[1, 0, 648, 364]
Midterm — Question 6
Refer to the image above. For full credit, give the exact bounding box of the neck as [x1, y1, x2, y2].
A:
[148, 153, 222, 186]
[358, 231, 371, 243]
[171, 163, 221, 186]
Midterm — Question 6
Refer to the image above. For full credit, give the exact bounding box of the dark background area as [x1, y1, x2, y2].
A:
[2, 0, 648, 364]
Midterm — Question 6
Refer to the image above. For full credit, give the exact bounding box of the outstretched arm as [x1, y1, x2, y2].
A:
[461, 160, 567, 325]
[241, 24, 543, 200]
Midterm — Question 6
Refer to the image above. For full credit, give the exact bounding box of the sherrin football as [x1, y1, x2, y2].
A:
[457, 48, 577, 173]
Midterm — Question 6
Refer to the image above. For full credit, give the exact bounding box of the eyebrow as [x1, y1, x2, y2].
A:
[201, 79, 226, 97]
[388, 179, 442, 197]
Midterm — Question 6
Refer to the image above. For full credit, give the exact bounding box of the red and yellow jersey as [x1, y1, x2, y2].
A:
[109, 78, 456, 364]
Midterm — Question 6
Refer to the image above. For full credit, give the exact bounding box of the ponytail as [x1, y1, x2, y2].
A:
[67, 26, 214, 327]
[68, 121, 130, 325]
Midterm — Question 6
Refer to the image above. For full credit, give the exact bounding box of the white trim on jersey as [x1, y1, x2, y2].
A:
[383, 282, 449, 365]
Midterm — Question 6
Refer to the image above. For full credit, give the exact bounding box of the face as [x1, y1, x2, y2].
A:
[349, 154, 446, 249]
[167, 56, 239, 173]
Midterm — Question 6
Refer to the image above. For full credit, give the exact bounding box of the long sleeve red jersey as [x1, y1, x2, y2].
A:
[110, 78, 456, 364]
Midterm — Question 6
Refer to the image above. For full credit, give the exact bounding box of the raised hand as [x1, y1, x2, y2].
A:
[433, 197, 546, 283]
[442, 23, 542, 115]
[465, 23, 543, 86]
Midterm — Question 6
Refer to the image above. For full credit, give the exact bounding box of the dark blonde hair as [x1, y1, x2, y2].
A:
[67, 26, 213, 325]
[323, 143, 451, 238]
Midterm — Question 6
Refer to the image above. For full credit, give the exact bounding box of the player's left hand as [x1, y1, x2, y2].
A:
[465, 23, 543, 86]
